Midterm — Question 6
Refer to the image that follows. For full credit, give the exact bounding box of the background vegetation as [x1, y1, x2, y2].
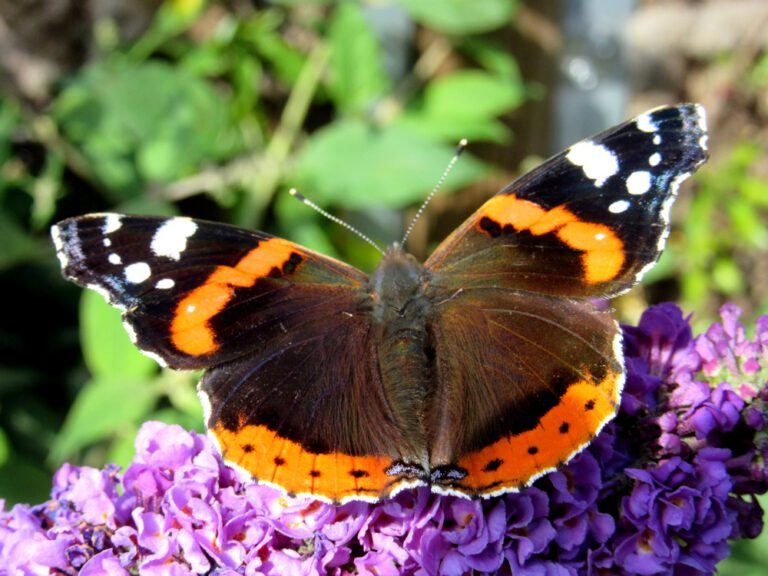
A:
[0, 0, 766, 572]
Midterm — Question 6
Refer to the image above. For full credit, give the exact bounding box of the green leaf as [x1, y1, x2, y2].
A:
[54, 61, 234, 196]
[0, 212, 39, 271]
[244, 12, 307, 87]
[80, 290, 157, 379]
[0, 427, 9, 467]
[162, 371, 203, 419]
[51, 376, 157, 462]
[327, 3, 389, 114]
[681, 269, 710, 306]
[294, 119, 487, 209]
[740, 176, 768, 208]
[460, 38, 524, 79]
[712, 258, 743, 295]
[395, 0, 516, 34]
[107, 423, 140, 468]
[148, 408, 205, 431]
[0, 457, 52, 506]
[727, 198, 768, 248]
[425, 70, 524, 120]
[404, 70, 524, 142]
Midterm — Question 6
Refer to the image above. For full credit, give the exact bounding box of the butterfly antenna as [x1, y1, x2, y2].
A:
[289, 188, 385, 255]
[400, 139, 468, 247]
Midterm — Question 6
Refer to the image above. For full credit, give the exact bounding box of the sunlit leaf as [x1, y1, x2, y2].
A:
[80, 290, 157, 379]
[712, 258, 743, 296]
[51, 376, 157, 462]
[0, 212, 39, 271]
[395, 0, 516, 34]
[327, 3, 389, 114]
[404, 70, 524, 142]
[54, 61, 234, 196]
[294, 119, 487, 209]
[0, 427, 9, 467]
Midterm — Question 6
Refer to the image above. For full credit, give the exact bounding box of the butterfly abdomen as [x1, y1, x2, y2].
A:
[368, 246, 433, 466]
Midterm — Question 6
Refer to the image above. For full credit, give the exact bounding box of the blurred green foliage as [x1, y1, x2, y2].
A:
[0, 0, 526, 504]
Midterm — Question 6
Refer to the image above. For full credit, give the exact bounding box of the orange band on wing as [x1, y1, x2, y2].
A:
[477, 195, 625, 284]
[211, 423, 395, 502]
[456, 369, 622, 496]
[171, 238, 300, 356]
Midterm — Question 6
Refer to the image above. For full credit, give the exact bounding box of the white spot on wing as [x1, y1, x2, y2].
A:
[566, 141, 619, 187]
[197, 387, 213, 425]
[150, 217, 197, 261]
[612, 327, 626, 405]
[653, 134, 661, 145]
[156, 278, 175, 289]
[187, 304, 196, 313]
[695, 104, 708, 132]
[104, 214, 122, 234]
[595, 232, 606, 241]
[626, 171, 652, 195]
[108, 253, 122, 265]
[103, 238, 111, 247]
[50, 225, 64, 251]
[608, 200, 630, 214]
[50, 226, 69, 267]
[86, 282, 120, 309]
[125, 262, 151, 284]
[636, 113, 658, 132]
[649, 152, 661, 166]
[122, 319, 138, 343]
[140, 349, 168, 368]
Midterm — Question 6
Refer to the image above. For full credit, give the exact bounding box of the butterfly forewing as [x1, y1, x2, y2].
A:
[52, 213, 367, 369]
[425, 104, 708, 298]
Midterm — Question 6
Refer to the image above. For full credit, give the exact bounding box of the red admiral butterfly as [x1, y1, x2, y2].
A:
[52, 104, 708, 502]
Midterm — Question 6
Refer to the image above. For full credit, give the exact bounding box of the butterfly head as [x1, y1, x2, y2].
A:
[369, 243, 428, 321]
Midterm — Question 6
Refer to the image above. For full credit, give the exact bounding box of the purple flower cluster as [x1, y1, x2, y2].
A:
[1, 303, 767, 575]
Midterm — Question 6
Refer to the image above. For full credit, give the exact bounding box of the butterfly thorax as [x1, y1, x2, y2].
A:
[367, 244, 432, 463]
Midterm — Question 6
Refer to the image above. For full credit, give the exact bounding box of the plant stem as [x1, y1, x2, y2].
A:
[234, 41, 330, 227]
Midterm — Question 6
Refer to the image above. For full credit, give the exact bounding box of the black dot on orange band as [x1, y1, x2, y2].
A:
[479, 216, 502, 237]
[242, 444, 254, 453]
[282, 252, 303, 274]
[483, 458, 503, 472]
[585, 399, 596, 411]
[349, 469, 369, 479]
[559, 422, 570, 434]
[273, 456, 285, 466]
[528, 446, 539, 455]
[309, 469, 321, 478]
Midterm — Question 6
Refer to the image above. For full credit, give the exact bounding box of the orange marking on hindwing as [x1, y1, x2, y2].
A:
[171, 238, 300, 356]
[477, 195, 625, 284]
[211, 423, 393, 502]
[456, 370, 622, 496]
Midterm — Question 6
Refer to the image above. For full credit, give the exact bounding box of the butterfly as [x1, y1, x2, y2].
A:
[51, 103, 708, 503]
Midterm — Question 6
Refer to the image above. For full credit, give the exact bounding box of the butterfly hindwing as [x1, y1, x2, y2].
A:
[425, 288, 622, 497]
[425, 103, 708, 297]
